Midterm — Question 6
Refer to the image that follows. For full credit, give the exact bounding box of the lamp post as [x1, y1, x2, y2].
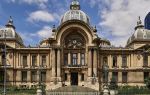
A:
[37, 65, 42, 95]
[3, 29, 7, 95]
[102, 64, 109, 95]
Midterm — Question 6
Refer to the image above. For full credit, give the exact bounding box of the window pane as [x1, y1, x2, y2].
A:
[113, 56, 117, 67]
[23, 55, 27, 67]
[81, 74, 84, 81]
[2, 54, 5, 65]
[122, 72, 127, 83]
[22, 71, 27, 82]
[72, 53, 77, 65]
[112, 72, 118, 82]
[81, 53, 85, 65]
[64, 53, 68, 65]
[32, 55, 37, 66]
[122, 55, 127, 67]
[31, 71, 37, 82]
[0, 71, 4, 82]
[144, 72, 149, 80]
[41, 71, 46, 82]
[42, 55, 46, 66]
[103, 56, 108, 65]
[143, 54, 148, 66]
[65, 73, 67, 81]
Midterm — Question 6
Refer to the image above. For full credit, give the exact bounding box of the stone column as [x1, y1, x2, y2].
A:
[78, 53, 80, 65]
[88, 50, 92, 77]
[131, 54, 134, 67]
[0, 55, 2, 65]
[108, 55, 111, 68]
[37, 53, 40, 66]
[93, 49, 97, 77]
[52, 49, 56, 77]
[118, 72, 122, 83]
[57, 49, 61, 77]
[128, 55, 130, 67]
[27, 71, 31, 83]
[28, 53, 31, 67]
[148, 56, 150, 66]
[68, 53, 71, 65]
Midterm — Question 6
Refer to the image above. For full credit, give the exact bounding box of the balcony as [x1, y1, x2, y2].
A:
[62, 64, 87, 69]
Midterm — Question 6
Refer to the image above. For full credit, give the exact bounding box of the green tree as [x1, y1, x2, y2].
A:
[109, 77, 118, 90]
[144, 77, 150, 89]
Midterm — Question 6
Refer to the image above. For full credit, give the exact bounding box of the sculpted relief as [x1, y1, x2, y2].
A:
[64, 32, 85, 49]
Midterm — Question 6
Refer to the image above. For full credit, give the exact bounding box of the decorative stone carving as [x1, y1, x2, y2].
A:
[64, 32, 85, 49]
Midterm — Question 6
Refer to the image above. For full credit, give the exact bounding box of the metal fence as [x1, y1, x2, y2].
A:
[47, 92, 101, 95]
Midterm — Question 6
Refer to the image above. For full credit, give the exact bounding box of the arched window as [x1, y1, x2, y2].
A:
[143, 54, 148, 67]
[112, 55, 117, 67]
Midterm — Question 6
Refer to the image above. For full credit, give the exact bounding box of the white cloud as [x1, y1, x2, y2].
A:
[6, 0, 48, 9]
[19, 26, 52, 46]
[37, 26, 52, 38]
[27, 10, 56, 23]
[89, 0, 150, 46]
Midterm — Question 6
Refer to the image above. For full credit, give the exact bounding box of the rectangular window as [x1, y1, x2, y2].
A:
[2, 54, 5, 65]
[144, 72, 149, 80]
[0, 55, 2, 65]
[41, 55, 46, 66]
[41, 71, 46, 82]
[31, 71, 37, 82]
[113, 56, 117, 67]
[64, 53, 68, 66]
[32, 55, 37, 66]
[81, 73, 84, 81]
[81, 53, 85, 65]
[112, 72, 118, 82]
[122, 55, 127, 67]
[21, 71, 27, 82]
[65, 73, 67, 81]
[72, 53, 78, 66]
[122, 72, 127, 83]
[103, 56, 108, 65]
[0, 71, 4, 82]
[23, 55, 27, 67]
[143, 54, 148, 67]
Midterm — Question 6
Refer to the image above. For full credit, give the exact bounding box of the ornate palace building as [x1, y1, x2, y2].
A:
[0, 0, 150, 91]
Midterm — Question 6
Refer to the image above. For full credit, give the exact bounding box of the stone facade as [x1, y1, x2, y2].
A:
[0, 0, 150, 91]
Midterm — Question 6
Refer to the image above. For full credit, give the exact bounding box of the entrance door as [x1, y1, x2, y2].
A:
[71, 72, 78, 85]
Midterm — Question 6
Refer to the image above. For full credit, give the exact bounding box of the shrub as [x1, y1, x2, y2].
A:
[144, 76, 150, 89]
[109, 77, 118, 90]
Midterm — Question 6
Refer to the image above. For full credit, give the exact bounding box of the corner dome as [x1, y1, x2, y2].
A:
[127, 17, 150, 45]
[61, 0, 90, 24]
[0, 16, 24, 45]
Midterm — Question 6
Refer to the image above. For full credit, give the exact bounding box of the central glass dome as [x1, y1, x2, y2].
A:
[61, 0, 90, 24]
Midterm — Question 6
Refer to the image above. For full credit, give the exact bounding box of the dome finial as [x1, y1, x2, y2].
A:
[135, 16, 144, 30]
[93, 26, 97, 32]
[5, 16, 15, 29]
[52, 25, 56, 32]
[70, 0, 80, 10]
[137, 16, 142, 25]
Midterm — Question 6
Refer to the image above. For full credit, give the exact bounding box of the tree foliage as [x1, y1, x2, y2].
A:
[109, 77, 118, 90]
[144, 76, 150, 89]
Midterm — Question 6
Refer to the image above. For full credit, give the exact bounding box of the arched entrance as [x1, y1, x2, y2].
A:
[61, 29, 87, 86]
[71, 72, 78, 85]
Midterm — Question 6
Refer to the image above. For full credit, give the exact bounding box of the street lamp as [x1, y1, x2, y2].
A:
[102, 64, 109, 95]
[37, 65, 42, 95]
[3, 29, 7, 95]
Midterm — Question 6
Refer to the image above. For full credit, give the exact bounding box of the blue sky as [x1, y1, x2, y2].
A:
[0, 0, 150, 46]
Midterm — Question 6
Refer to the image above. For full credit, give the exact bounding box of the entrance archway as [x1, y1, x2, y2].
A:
[71, 72, 78, 85]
